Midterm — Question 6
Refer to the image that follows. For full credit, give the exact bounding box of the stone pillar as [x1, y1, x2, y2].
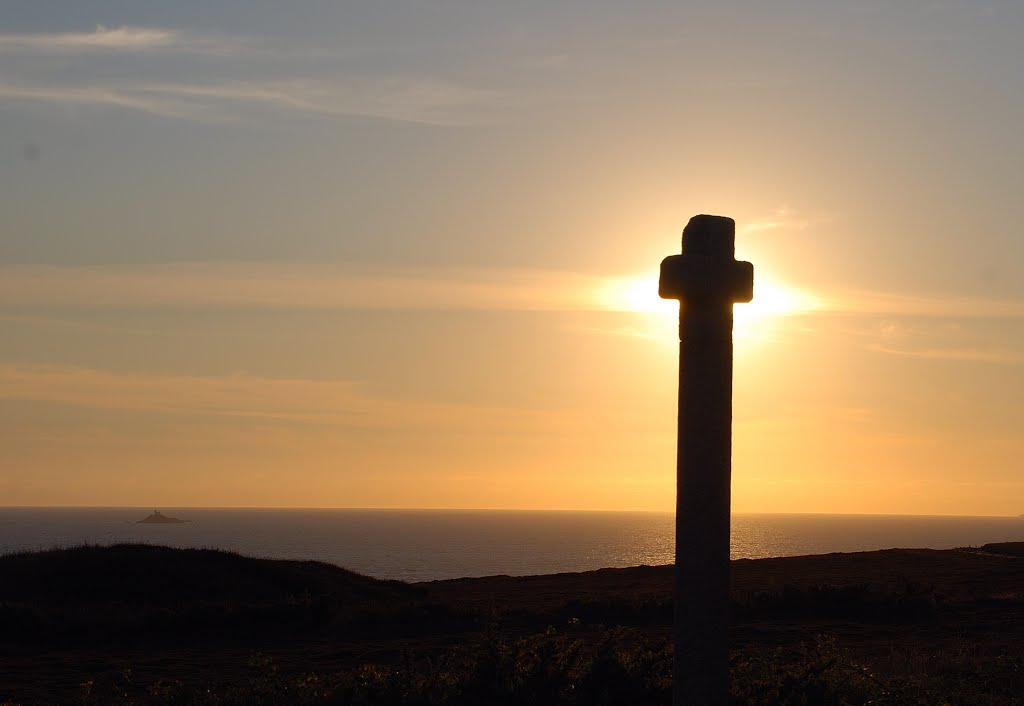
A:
[658, 215, 753, 705]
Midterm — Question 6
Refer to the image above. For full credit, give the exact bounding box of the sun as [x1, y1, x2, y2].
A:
[595, 272, 819, 341]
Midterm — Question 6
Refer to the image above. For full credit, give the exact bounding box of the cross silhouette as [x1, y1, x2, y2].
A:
[658, 214, 753, 706]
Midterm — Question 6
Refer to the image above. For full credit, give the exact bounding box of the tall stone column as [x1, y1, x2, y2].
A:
[658, 215, 753, 705]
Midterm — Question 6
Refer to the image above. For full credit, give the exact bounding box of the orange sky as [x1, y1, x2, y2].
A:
[2, 3, 1023, 514]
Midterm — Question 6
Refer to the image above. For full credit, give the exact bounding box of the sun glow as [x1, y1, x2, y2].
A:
[597, 273, 819, 340]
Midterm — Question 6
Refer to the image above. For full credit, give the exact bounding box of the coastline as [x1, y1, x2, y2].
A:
[3, 508, 1023, 581]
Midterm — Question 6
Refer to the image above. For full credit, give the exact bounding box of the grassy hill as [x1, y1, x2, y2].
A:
[0, 544, 427, 645]
[1, 543, 1023, 704]
[0, 543, 414, 605]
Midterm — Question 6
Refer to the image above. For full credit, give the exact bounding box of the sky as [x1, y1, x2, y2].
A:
[2, 1, 1022, 514]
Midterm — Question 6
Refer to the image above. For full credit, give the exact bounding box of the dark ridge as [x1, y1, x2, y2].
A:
[0, 544, 439, 647]
[979, 541, 1024, 557]
[0, 543, 415, 605]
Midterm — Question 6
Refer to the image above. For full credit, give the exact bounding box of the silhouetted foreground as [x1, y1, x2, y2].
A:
[2, 543, 1023, 704]
[659, 213, 755, 705]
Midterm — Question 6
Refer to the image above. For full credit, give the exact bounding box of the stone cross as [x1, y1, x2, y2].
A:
[658, 214, 753, 706]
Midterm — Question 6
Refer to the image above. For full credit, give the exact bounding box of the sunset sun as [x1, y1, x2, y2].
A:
[597, 273, 819, 340]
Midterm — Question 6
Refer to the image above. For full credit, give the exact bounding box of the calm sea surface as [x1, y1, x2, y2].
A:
[1, 508, 1022, 582]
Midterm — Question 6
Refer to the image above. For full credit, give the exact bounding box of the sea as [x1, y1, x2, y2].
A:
[1, 508, 1022, 583]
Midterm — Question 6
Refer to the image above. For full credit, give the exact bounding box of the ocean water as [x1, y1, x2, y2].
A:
[1, 508, 1022, 582]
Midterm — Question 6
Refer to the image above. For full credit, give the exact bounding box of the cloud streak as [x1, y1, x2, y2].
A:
[0, 364, 573, 435]
[0, 25, 222, 54]
[0, 77, 506, 126]
[0, 82, 204, 120]
[864, 344, 1024, 365]
[0, 263, 607, 312]
[819, 289, 1024, 319]
[0, 24, 507, 125]
[739, 206, 833, 236]
[3, 262, 1024, 320]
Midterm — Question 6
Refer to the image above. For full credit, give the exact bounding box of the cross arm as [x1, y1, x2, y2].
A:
[658, 255, 754, 304]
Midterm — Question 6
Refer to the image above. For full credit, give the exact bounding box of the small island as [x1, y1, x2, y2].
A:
[136, 510, 188, 524]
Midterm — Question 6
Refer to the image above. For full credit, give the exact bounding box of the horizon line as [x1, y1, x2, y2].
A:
[1, 505, 1021, 519]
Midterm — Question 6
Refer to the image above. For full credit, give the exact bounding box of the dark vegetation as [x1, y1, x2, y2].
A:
[1, 542, 1023, 704]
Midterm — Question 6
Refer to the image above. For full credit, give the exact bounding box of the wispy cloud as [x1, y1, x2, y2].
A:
[0, 312, 166, 336]
[0, 82, 204, 121]
[0, 25, 211, 53]
[0, 77, 507, 126]
[139, 78, 505, 125]
[841, 317, 1024, 365]
[564, 321, 671, 342]
[0, 263, 607, 312]
[0, 24, 507, 125]
[741, 207, 820, 234]
[3, 262, 1024, 321]
[0, 364, 573, 435]
[864, 343, 1024, 365]
[818, 288, 1024, 318]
